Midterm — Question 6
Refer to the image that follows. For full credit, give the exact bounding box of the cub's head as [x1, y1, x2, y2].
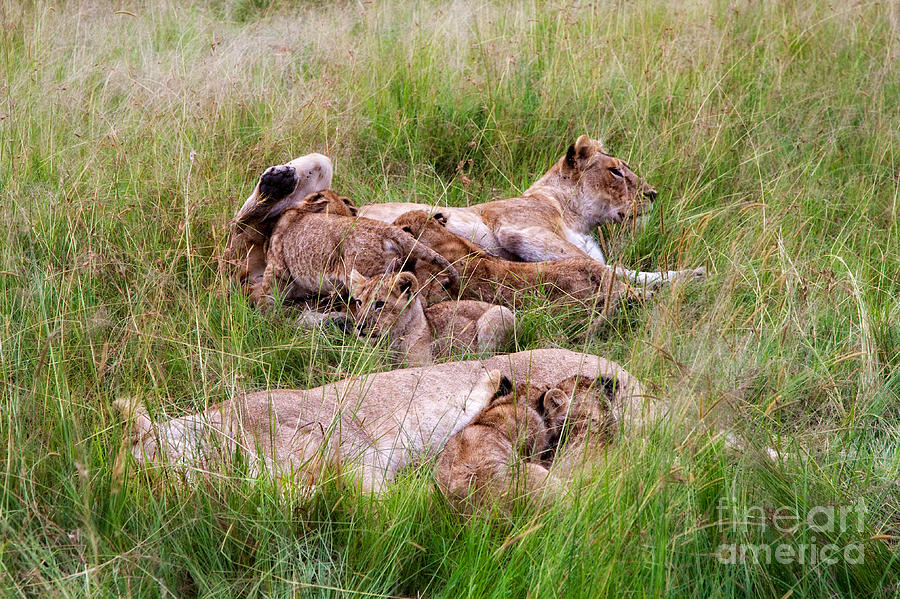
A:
[393, 210, 443, 238]
[348, 270, 422, 339]
[555, 134, 657, 225]
[296, 190, 357, 217]
[478, 381, 550, 460]
[541, 374, 618, 451]
[393, 210, 482, 259]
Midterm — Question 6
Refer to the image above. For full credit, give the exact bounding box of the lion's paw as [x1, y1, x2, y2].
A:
[685, 266, 707, 281]
[258, 164, 299, 202]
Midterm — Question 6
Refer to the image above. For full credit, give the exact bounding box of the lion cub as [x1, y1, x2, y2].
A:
[348, 270, 515, 367]
[222, 153, 334, 288]
[434, 381, 561, 512]
[435, 375, 619, 511]
[540, 376, 619, 477]
[394, 210, 630, 310]
[251, 191, 459, 308]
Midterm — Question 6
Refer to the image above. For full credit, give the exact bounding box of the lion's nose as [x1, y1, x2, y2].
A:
[643, 187, 658, 201]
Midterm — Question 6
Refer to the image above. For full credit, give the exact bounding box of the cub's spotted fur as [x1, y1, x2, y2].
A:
[348, 270, 515, 366]
[252, 191, 459, 308]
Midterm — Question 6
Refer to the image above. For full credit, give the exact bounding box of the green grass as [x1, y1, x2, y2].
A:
[1, 0, 898, 596]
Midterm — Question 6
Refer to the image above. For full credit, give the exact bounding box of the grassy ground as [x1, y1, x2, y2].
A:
[1, 0, 898, 596]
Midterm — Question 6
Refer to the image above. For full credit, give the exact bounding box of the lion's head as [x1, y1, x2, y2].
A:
[541, 374, 618, 453]
[348, 270, 421, 340]
[543, 134, 657, 226]
[293, 190, 357, 217]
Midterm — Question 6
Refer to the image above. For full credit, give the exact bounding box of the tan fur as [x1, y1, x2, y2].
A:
[251, 191, 459, 308]
[348, 270, 515, 367]
[222, 153, 334, 288]
[434, 382, 561, 512]
[434, 373, 630, 511]
[359, 135, 705, 288]
[394, 210, 630, 311]
[114, 349, 650, 493]
[541, 376, 619, 480]
[115, 369, 504, 492]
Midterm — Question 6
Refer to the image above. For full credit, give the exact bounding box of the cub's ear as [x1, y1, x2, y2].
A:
[432, 212, 448, 226]
[564, 144, 577, 169]
[541, 388, 568, 413]
[490, 375, 513, 401]
[300, 191, 327, 212]
[394, 272, 419, 298]
[348, 269, 368, 295]
[339, 194, 358, 216]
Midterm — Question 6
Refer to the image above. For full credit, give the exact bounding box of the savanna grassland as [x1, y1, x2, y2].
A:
[1, 0, 898, 596]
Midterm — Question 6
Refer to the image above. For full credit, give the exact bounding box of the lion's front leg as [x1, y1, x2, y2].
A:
[613, 266, 707, 292]
[494, 225, 593, 262]
[251, 254, 292, 310]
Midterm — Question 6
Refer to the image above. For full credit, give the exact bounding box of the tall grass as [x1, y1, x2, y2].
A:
[1, 0, 898, 596]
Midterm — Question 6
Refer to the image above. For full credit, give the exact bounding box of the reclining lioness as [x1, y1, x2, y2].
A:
[359, 135, 705, 289]
[115, 349, 651, 493]
[348, 270, 515, 366]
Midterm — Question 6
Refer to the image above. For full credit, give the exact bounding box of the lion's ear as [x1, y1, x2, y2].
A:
[349, 269, 367, 295]
[597, 375, 618, 400]
[565, 135, 596, 170]
[574, 134, 595, 159]
[300, 191, 327, 213]
[340, 194, 358, 216]
[395, 272, 419, 298]
[541, 388, 568, 412]
[565, 144, 577, 169]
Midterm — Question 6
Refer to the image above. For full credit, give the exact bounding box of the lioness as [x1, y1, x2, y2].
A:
[115, 369, 504, 492]
[223, 153, 334, 287]
[348, 270, 515, 366]
[252, 190, 459, 308]
[115, 349, 650, 493]
[393, 210, 630, 311]
[358, 135, 705, 288]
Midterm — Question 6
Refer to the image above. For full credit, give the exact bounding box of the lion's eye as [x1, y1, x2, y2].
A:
[609, 167, 624, 178]
[373, 300, 385, 310]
